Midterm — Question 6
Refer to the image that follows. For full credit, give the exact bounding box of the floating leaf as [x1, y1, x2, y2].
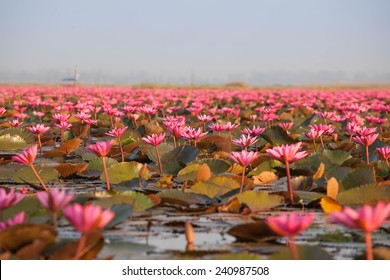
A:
[320, 196, 343, 213]
[100, 162, 151, 184]
[14, 166, 60, 184]
[341, 166, 376, 190]
[82, 152, 98, 161]
[197, 159, 231, 174]
[49, 232, 103, 260]
[0, 224, 56, 252]
[292, 153, 332, 172]
[326, 177, 339, 200]
[176, 164, 201, 182]
[196, 164, 212, 182]
[322, 149, 352, 165]
[162, 145, 198, 164]
[44, 138, 82, 157]
[162, 161, 186, 175]
[325, 166, 351, 181]
[106, 204, 132, 228]
[197, 135, 231, 153]
[54, 163, 88, 178]
[337, 184, 390, 206]
[158, 189, 211, 206]
[236, 191, 284, 211]
[146, 143, 174, 164]
[0, 127, 35, 143]
[0, 134, 29, 150]
[260, 125, 296, 146]
[190, 176, 240, 198]
[94, 191, 153, 212]
[313, 162, 325, 180]
[227, 221, 276, 242]
[269, 245, 331, 260]
[253, 171, 278, 185]
[87, 157, 118, 171]
[249, 159, 282, 176]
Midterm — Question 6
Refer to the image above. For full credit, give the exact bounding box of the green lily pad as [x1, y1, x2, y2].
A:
[13, 166, 60, 184]
[321, 149, 352, 165]
[190, 176, 240, 198]
[260, 125, 296, 146]
[158, 189, 212, 206]
[0, 127, 35, 143]
[236, 191, 285, 211]
[337, 183, 390, 206]
[94, 191, 153, 212]
[197, 159, 231, 174]
[0, 134, 30, 150]
[100, 162, 151, 184]
[176, 164, 201, 182]
[340, 166, 376, 191]
[105, 204, 132, 228]
[147, 143, 174, 164]
[162, 161, 187, 176]
[162, 145, 198, 164]
[87, 157, 118, 171]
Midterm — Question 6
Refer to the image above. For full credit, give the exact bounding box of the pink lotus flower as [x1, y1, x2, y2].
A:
[230, 150, 258, 192]
[266, 213, 314, 260]
[52, 113, 70, 123]
[63, 203, 114, 259]
[377, 146, 390, 172]
[209, 123, 229, 133]
[142, 133, 166, 147]
[12, 145, 38, 165]
[55, 121, 72, 130]
[329, 202, 390, 260]
[0, 212, 26, 231]
[266, 142, 308, 164]
[87, 140, 114, 157]
[353, 134, 378, 164]
[241, 126, 265, 137]
[232, 134, 258, 150]
[26, 124, 50, 135]
[37, 189, 74, 212]
[0, 188, 24, 211]
[197, 114, 213, 123]
[182, 127, 207, 143]
[9, 119, 23, 127]
[278, 122, 294, 132]
[0, 107, 6, 116]
[266, 143, 308, 203]
[105, 126, 128, 138]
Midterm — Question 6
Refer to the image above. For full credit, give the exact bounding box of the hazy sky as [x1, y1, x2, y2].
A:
[0, 0, 389, 85]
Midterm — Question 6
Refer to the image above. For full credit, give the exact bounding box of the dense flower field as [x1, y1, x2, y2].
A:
[0, 85, 389, 260]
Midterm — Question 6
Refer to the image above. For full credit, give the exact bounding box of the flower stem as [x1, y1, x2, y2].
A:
[365, 144, 370, 165]
[52, 211, 58, 230]
[385, 159, 390, 174]
[365, 231, 373, 260]
[101, 157, 111, 191]
[60, 129, 65, 144]
[289, 236, 299, 260]
[30, 164, 48, 192]
[285, 160, 294, 204]
[74, 234, 88, 260]
[155, 146, 163, 175]
[240, 165, 246, 193]
[320, 135, 324, 149]
[37, 134, 42, 154]
[118, 137, 124, 162]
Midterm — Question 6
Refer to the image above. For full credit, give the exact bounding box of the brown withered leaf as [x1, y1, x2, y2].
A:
[54, 163, 89, 178]
[253, 171, 278, 185]
[49, 232, 104, 260]
[313, 162, 325, 180]
[227, 221, 277, 242]
[196, 164, 211, 182]
[197, 135, 231, 153]
[326, 177, 339, 200]
[44, 138, 82, 157]
[16, 239, 47, 260]
[0, 224, 57, 252]
[147, 194, 161, 206]
[320, 196, 343, 213]
[218, 197, 241, 213]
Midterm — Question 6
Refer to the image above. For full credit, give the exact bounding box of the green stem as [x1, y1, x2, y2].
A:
[30, 164, 48, 192]
[101, 157, 111, 191]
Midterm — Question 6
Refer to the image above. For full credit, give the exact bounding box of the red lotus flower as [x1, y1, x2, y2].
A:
[266, 212, 314, 260]
[241, 126, 265, 137]
[0, 188, 24, 210]
[0, 212, 26, 231]
[266, 142, 308, 203]
[230, 150, 258, 192]
[105, 126, 128, 138]
[37, 189, 74, 212]
[12, 145, 37, 165]
[63, 203, 114, 234]
[87, 140, 114, 157]
[26, 124, 50, 135]
[266, 142, 308, 164]
[329, 202, 390, 260]
[232, 134, 258, 150]
[142, 133, 166, 147]
[266, 212, 314, 237]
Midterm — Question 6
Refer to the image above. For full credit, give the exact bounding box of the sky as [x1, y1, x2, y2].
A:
[0, 0, 389, 85]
